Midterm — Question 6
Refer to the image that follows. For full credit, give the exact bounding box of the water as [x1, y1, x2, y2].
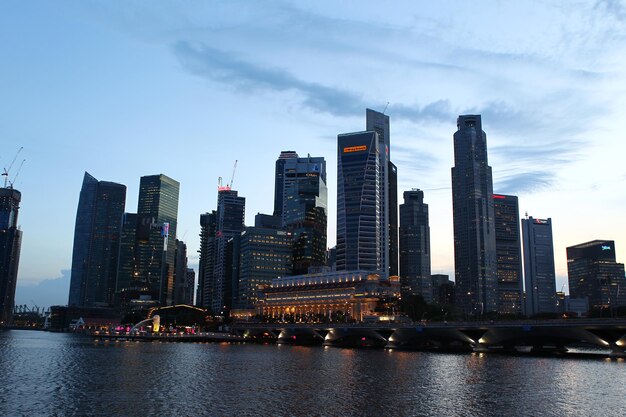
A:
[1, 330, 625, 417]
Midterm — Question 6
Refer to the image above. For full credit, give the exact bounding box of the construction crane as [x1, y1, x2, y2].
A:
[2, 146, 23, 188]
[8, 159, 25, 189]
[217, 160, 238, 192]
[228, 160, 238, 189]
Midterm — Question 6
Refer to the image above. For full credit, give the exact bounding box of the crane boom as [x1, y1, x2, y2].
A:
[228, 160, 238, 188]
[9, 159, 25, 188]
[2, 147, 23, 188]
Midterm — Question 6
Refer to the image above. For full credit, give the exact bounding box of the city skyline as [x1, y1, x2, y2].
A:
[5, 1, 626, 307]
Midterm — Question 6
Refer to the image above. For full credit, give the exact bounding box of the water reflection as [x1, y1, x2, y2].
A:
[1, 330, 625, 416]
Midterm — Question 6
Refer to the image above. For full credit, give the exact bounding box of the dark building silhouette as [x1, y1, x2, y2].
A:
[134, 174, 179, 306]
[173, 239, 191, 305]
[431, 274, 455, 305]
[366, 108, 397, 278]
[567, 240, 626, 311]
[276, 153, 327, 275]
[184, 268, 196, 306]
[68, 173, 126, 307]
[0, 187, 22, 325]
[197, 211, 217, 307]
[399, 189, 431, 302]
[493, 194, 523, 315]
[451, 115, 497, 316]
[522, 217, 557, 315]
[337, 131, 380, 272]
[235, 220, 293, 309]
[115, 213, 140, 305]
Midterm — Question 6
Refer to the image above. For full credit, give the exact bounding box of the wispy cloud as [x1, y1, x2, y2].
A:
[494, 171, 554, 194]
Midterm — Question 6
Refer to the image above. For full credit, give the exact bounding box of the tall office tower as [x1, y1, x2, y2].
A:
[212, 188, 245, 314]
[236, 223, 293, 309]
[273, 151, 299, 217]
[0, 187, 22, 325]
[173, 239, 189, 305]
[399, 189, 432, 302]
[135, 174, 179, 306]
[493, 194, 523, 315]
[522, 217, 557, 315]
[451, 115, 498, 316]
[115, 213, 140, 304]
[566, 240, 626, 311]
[68, 172, 126, 307]
[388, 162, 399, 277]
[366, 108, 397, 278]
[280, 154, 327, 275]
[197, 211, 217, 307]
[184, 268, 195, 305]
[336, 131, 380, 272]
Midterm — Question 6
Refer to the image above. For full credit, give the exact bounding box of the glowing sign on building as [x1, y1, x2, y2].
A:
[493, 194, 506, 199]
[343, 145, 367, 153]
[602, 245, 611, 251]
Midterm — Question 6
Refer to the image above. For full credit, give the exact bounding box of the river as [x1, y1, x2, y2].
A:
[1, 330, 624, 416]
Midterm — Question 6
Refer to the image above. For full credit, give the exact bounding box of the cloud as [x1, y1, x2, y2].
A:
[491, 139, 584, 165]
[173, 41, 365, 117]
[15, 270, 70, 308]
[494, 171, 554, 194]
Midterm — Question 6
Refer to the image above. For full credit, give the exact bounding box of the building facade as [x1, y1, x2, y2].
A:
[68, 172, 126, 307]
[522, 217, 557, 315]
[197, 211, 217, 307]
[493, 194, 523, 315]
[336, 131, 380, 272]
[134, 174, 179, 306]
[451, 115, 498, 316]
[0, 187, 22, 325]
[566, 240, 626, 311]
[399, 189, 432, 302]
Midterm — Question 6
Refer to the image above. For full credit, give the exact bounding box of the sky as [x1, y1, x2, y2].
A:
[3, 0, 626, 308]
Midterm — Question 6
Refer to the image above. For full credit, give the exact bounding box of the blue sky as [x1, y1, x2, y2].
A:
[4, 0, 626, 308]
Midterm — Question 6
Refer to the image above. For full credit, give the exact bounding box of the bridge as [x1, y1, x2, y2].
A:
[231, 319, 626, 357]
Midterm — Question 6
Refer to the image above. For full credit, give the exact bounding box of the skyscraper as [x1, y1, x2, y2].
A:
[277, 153, 327, 275]
[399, 189, 431, 302]
[273, 151, 299, 218]
[68, 172, 126, 307]
[522, 217, 557, 315]
[212, 188, 245, 314]
[566, 240, 626, 311]
[493, 194, 523, 315]
[336, 131, 380, 272]
[0, 187, 22, 325]
[197, 211, 217, 307]
[134, 174, 179, 305]
[114, 212, 140, 305]
[451, 115, 498, 316]
[173, 239, 189, 305]
[366, 108, 397, 278]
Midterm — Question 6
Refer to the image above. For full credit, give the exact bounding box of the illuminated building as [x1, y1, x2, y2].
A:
[336, 131, 380, 272]
[68, 172, 126, 307]
[275, 152, 327, 275]
[522, 216, 557, 315]
[258, 271, 400, 322]
[134, 174, 179, 305]
[451, 114, 498, 316]
[493, 194, 523, 315]
[0, 187, 22, 325]
[399, 189, 431, 302]
[566, 240, 626, 311]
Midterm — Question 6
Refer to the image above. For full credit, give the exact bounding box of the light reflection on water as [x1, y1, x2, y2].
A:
[1, 330, 625, 417]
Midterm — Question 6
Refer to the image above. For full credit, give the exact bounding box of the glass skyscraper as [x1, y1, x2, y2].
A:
[336, 131, 380, 272]
[68, 172, 126, 307]
[451, 115, 498, 316]
[522, 216, 557, 315]
[197, 211, 217, 308]
[399, 189, 432, 302]
[493, 194, 523, 315]
[0, 187, 22, 325]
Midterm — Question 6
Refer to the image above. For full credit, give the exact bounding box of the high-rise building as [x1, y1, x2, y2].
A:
[115, 213, 141, 304]
[184, 268, 196, 306]
[566, 240, 626, 311]
[451, 115, 498, 316]
[197, 211, 217, 307]
[522, 217, 557, 315]
[235, 222, 293, 309]
[366, 108, 397, 278]
[273, 151, 299, 218]
[212, 188, 245, 314]
[493, 194, 523, 315]
[134, 174, 179, 305]
[399, 189, 431, 302]
[173, 239, 189, 305]
[278, 154, 327, 275]
[0, 187, 22, 325]
[68, 172, 126, 307]
[431, 274, 454, 305]
[336, 131, 380, 272]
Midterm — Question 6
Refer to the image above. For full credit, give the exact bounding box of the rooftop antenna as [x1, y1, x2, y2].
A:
[2, 147, 23, 188]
